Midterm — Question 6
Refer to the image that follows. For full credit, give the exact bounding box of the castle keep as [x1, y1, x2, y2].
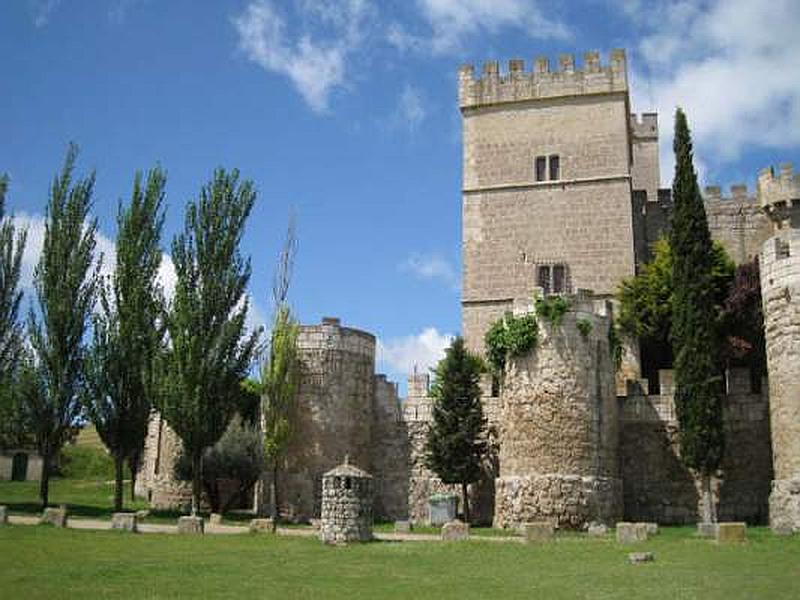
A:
[139, 49, 797, 533]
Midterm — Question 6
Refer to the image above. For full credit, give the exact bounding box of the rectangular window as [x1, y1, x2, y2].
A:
[549, 155, 560, 180]
[552, 264, 566, 293]
[535, 156, 547, 182]
[537, 265, 551, 295]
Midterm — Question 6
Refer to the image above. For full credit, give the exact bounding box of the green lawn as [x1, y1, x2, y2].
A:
[0, 525, 798, 599]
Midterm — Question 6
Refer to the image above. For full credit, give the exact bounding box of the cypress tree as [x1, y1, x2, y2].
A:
[84, 168, 166, 511]
[26, 145, 100, 508]
[425, 336, 486, 523]
[670, 108, 725, 523]
[157, 168, 259, 516]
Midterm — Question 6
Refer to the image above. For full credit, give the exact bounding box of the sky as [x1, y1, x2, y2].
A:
[3, 0, 800, 392]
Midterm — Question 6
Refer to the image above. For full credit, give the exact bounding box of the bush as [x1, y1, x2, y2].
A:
[484, 312, 538, 374]
[535, 295, 570, 325]
[576, 319, 593, 338]
[60, 445, 115, 480]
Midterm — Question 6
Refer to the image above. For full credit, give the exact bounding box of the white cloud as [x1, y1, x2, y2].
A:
[232, 0, 372, 113]
[388, 84, 427, 132]
[401, 253, 459, 290]
[31, 0, 61, 27]
[391, 0, 571, 55]
[627, 0, 800, 185]
[377, 327, 453, 377]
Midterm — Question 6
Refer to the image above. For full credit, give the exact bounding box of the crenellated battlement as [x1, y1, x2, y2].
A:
[459, 49, 627, 110]
[703, 184, 755, 203]
[758, 163, 800, 219]
[630, 113, 658, 139]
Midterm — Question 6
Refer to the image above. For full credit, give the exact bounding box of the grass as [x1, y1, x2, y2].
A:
[0, 525, 798, 599]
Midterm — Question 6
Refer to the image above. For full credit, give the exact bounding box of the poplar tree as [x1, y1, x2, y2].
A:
[0, 174, 27, 379]
[26, 145, 99, 507]
[670, 108, 725, 523]
[85, 168, 166, 511]
[158, 168, 259, 516]
[425, 336, 486, 523]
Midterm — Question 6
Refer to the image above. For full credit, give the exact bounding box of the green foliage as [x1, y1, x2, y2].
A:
[59, 445, 115, 481]
[84, 167, 166, 510]
[670, 108, 725, 486]
[175, 420, 265, 514]
[0, 173, 27, 380]
[425, 337, 485, 522]
[157, 168, 259, 514]
[483, 312, 538, 374]
[535, 295, 570, 326]
[576, 319, 593, 338]
[25, 145, 100, 507]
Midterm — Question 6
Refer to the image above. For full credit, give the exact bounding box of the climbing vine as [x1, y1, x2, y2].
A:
[484, 312, 539, 375]
[535, 295, 570, 325]
[576, 318, 593, 338]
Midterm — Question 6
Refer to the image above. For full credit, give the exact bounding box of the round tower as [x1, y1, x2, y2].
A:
[758, 164, 800, 533]
[278, 317, 376, 521]
[493, 296, 622, 529]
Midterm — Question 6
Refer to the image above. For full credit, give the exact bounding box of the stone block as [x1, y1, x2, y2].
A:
[587, 522, 608, 537]
[716, 522, 746, 543]
[772, 522, 795, 536]
[640, 522, 659, 535]
[429, 494, 458, 526]
[628, 551, 655, 564]
[249, 518, 275, 534]
[616, 522, 647, 543]
[310, 518, 321, 531]
[394, 520, 412, 534]
[697, 522, 718, 538]
[522, 521, 554, 543]
[135, 509, 150, 519]
[441, 519, 469, 541]
[111, 512, 138, 532]
[177, 516, 204, 534]
[41, 506, 67, 528]
[209, 513, 223, 526]
[0, 505, 7, 526]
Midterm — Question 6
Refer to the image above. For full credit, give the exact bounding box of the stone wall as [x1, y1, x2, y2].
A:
[460, 53, 637, 355]
[494, 298, 622, 529]
[630, 113, 660, 203]
[620, 368, 772, 524]
[371, 375, 409, 520]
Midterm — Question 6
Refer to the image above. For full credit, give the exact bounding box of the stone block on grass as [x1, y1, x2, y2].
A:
[249, 518, 275, 534]
[716, 522, 746, 543]
[41, 506, 67, 528]
[616, 522, 647, 543]
[441, 519, 469, 541]
[641, 522, 659, 536]
[0, 505, 7, 526]
[628, 551, 655, 564]
[209, 513, 223, 526]
[587, 522, 608, 537]
[394, 520, 412, 534]
[697, 522, 718, 538]
[522, 521, 554, 543]
[177, 516, 204, 534]
[111, 512, 138, 532]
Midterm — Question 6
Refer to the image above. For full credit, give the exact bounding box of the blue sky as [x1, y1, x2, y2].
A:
[3, 0, 799, 390]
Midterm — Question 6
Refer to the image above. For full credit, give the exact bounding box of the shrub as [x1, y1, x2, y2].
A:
[484, 312, 538, 374]
[60, 445, 115, 481]
[535, 296, 570, 326]
[576, 319, 593, 338]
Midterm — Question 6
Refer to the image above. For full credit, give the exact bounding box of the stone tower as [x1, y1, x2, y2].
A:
[493, 296, 621, 529]
[459, 50, 650, 355]
[758, 164, 800, 533]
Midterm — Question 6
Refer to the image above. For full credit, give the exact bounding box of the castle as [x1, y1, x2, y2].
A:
[137, 50, 800, 532]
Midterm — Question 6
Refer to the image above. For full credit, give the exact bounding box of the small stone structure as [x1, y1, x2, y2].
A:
[697, 523, 718, 538]
[177, 516, 204, 535]
[616, 522, 648, 544]
[0, 505, 7, 525]
[521, 522, 554, 543]
[441, 519, 470, 541]
[111, 512, 138, 532]
[716, 522, 747, 543]
[319, 458, 373, 545]
[41, 506, 67, 528]
[394, 520, 412, 533]
[628, 552, 655, 565]
[587, 523, 608, 537]
[249, 518, 275, 533]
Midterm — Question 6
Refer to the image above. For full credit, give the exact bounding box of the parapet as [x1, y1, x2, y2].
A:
[459, 50, 627, 110]
[758, 163, 800, 220]
[630, 113, 658, 140]
[702, 184, 755, 203]
[297, 317, 376, 358]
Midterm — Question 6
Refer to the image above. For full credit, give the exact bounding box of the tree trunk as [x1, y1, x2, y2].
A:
[270, 462, 279, 525]
[191, 452, 202, 516]
[114, 455, 124, 512]
[699, 472, 718, 524]
[461, 482, 470, 524]
[129, 465, 136, 502]
[39, 451, 51, 509]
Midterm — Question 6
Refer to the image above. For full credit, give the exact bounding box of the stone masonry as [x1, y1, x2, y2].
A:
[493, 296, 622, 529]
[759, 164, 800, 532]
[320, 459, 373, 544]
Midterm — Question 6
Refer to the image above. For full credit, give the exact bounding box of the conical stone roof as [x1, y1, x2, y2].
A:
[323, 455, 372, 479]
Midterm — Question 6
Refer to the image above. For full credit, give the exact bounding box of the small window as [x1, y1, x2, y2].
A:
[549, 155, 560, 180]
[777, 238, 791, 259]
[535, 156, 547, 182]
[552, 264, 566, 293]
[537, 265, 551, 295]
